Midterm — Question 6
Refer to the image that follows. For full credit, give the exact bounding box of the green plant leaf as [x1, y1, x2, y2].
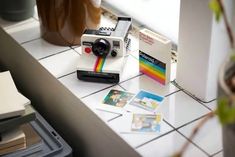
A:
[231, 49, 235, 62]
[209, 0, 222, 21]
[217, 97, 235, 125]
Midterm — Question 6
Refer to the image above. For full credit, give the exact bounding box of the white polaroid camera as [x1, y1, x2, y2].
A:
[77, 17, 132, 83]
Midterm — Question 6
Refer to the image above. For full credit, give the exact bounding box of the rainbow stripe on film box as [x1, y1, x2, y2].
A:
[139, 29, 172, 85]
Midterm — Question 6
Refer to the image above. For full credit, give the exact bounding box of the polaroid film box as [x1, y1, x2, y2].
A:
[139, 29, 172, 85]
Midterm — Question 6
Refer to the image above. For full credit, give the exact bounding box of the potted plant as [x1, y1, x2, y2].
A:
[36, 0, 101, 46]
[219, 52, 235, 157]
[205, 0, 235, 156]
[0, 0, 36, 21]
[173, 0, 235, 156]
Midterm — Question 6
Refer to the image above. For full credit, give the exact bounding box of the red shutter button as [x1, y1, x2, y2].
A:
[85, 47, 91, 54]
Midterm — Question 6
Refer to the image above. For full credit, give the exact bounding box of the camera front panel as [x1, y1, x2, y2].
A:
[81, 34, 125, 57]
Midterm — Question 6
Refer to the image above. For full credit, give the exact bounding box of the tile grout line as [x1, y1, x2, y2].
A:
[181, 89, 216, 112]
[107, 114, 123, 122]
[210, 150, 223, 157]
[70, 46, 81, 55]
[131, 119, 176, 150]
[175, 113, 210, 131]
[161, 113, 217, 156]
[171, 81, 215, 112]
[96, 108, 121, 116]
[58, 72, 142, 100]
[2, 18, 37, 31]
[164, 89, 181, 97]
[119, 73, 144, 84]
[20, 37, 41, 45]
[118, 84, 127, 91]
[80, 83, 119, 100]
[176, 130, 211, 157]
[169, 112, 219, 156]
[128, 51, 139, 60]
[182, 88, 216, 104]
[197, 101, 214, 112]
[134, 129, 176, 149]
[171, 80, 215, 103]
[120, 78, 181, 98]
[32, 16, 39, 21]
[57, 71, 77, 80]
[163, 119, 176, 130]
[171, 80, 184, 91]
[37, 48, 72, 61]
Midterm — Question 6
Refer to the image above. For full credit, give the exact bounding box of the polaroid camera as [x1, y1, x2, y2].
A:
[77, 17, 132, 83]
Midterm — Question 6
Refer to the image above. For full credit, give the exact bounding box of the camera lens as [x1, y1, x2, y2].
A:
[92, 38, 110, 57]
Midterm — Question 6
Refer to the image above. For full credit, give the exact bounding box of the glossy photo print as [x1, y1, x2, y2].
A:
[129, 90, 164, 111]
[103, 89, 134, 108]
[131, 113, 162, 132]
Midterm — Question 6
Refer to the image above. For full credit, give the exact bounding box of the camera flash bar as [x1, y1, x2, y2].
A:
[111, 17, 132, 39]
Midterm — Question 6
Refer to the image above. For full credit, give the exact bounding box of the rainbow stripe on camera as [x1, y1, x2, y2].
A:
[94, 57, 105, 72]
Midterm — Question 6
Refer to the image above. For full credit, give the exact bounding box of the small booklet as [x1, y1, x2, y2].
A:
[0, 127, 26, 155]
[0, 71, 31, 120]
[103, 89, 134, 108]
[131, 113, 162, 133]
[129, 90, 164, 112]
[21, 124, 42, 148]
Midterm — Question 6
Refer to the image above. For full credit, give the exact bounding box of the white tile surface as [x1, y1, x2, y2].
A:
[203, 100, 217, 111]
[74, 47, 82, 54]
[179, 116, 222, 156]
[127, 34, 139, 54]
[39, 49, 79, 78]
[22, 38, 70, 59]
[33, 6, 39, 20]
[120, 75, 179, 97]
[0, 17, 36, 30]
[71, 45, 80, 49]
[81, 86, 124, 121]
[171, 62, 177, 81]
[158, 91, 210, 128]
[213, 151, 223, 157]
[137, 131, 207, 157]
[108, 113, 173, 147]
[120, 55, 140, 82]
[59, 72, 114, 98]
[91, 108, 121, 122]
[128, 49, 139, 60]
[6, 21, 40, 44]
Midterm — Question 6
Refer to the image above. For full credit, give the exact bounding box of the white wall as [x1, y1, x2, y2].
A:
[176, 0, 234, 101]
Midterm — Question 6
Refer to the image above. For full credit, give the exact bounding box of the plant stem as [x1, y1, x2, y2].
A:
[173, 112, 215, 157]
[218, 0, 234, 49]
